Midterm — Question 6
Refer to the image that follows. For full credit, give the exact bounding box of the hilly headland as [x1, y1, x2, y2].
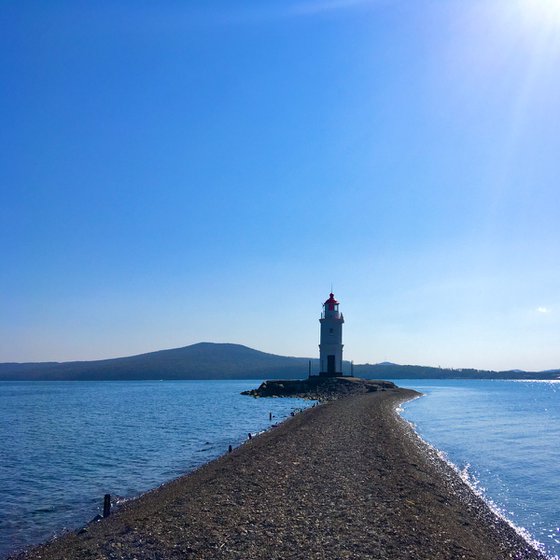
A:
[1, 342, 558, 381]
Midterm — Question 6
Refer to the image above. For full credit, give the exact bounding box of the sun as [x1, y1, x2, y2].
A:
[521, 0, 560, 26]
[503, 0, 560, 51]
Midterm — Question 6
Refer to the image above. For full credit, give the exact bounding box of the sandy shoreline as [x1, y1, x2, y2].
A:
[12, 387, 547, 560]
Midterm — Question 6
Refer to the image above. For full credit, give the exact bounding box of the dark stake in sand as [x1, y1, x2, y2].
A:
[12, 384, 546, 560]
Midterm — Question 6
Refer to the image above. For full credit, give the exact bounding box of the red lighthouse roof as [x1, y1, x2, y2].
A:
[324, 292, 339, 305]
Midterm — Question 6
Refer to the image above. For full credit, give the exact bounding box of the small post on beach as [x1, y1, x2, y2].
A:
[269, 411, 272, 421]
[248, 433, 252, 440]
[103, 494, 111, 518]
[228, 444, 233, 453]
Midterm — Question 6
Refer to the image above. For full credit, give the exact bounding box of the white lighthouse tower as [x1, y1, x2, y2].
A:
[319, 292, 344, 377]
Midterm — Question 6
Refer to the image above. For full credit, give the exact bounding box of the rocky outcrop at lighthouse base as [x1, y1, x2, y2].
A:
[241, 376, 396, 401]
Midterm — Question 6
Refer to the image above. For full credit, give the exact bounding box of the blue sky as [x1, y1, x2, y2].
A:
[1, 0, 559, 370]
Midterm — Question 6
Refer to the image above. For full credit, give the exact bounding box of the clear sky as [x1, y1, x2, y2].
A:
[1, 0, 559, 370]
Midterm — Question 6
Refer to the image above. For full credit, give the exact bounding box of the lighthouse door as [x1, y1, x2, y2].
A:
[327, 355, 336, 375]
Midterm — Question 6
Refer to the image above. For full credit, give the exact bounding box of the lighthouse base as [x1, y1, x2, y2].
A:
[319, 371, 343, 378]
[319, 354, 343, 377]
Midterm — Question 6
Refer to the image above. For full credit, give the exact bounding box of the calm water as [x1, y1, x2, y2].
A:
[2, 379, 558, 559]
[397, 379, 560, 560]
[0, 380, 313, 559]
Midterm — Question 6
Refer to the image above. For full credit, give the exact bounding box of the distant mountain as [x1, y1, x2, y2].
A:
[0, 343, 558, 381]
[0, 343, 317, 381]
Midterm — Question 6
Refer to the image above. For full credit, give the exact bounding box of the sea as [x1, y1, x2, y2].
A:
[396, 379, 560, 560]
[0, 379, 558, 559]
[0, 380, 313, 559]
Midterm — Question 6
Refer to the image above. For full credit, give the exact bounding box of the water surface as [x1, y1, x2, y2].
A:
[0, 380, 312, 558]
[397, 379, 560, 559]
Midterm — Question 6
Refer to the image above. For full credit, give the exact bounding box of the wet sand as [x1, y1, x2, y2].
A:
[13, 388, 547, 559]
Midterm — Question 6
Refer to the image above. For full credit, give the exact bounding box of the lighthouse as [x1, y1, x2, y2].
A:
[319, 292, 344, 377]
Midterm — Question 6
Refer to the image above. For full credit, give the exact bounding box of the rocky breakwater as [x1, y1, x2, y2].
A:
[241, 376, 396, 401]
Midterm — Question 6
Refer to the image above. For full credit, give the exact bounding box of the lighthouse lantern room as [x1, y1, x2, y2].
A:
[319, 292, 344, 377]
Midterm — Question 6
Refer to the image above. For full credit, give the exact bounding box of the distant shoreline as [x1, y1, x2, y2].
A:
[13, 387, 546, 560]
[1, 342, 558, 381]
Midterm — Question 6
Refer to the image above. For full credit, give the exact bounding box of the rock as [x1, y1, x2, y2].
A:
[241, 376, 396, 401]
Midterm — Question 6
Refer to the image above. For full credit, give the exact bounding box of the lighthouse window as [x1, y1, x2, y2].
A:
[329, 328, 334, 334]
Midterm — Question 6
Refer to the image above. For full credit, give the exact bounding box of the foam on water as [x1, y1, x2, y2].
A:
[397, 379, 560, 560]
[402, 413, 548, 557]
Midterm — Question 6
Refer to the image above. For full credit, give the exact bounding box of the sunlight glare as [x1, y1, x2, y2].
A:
[520, 0, 560, 26]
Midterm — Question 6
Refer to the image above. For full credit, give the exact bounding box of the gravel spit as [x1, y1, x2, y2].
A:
[12, 388, 547, 560]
